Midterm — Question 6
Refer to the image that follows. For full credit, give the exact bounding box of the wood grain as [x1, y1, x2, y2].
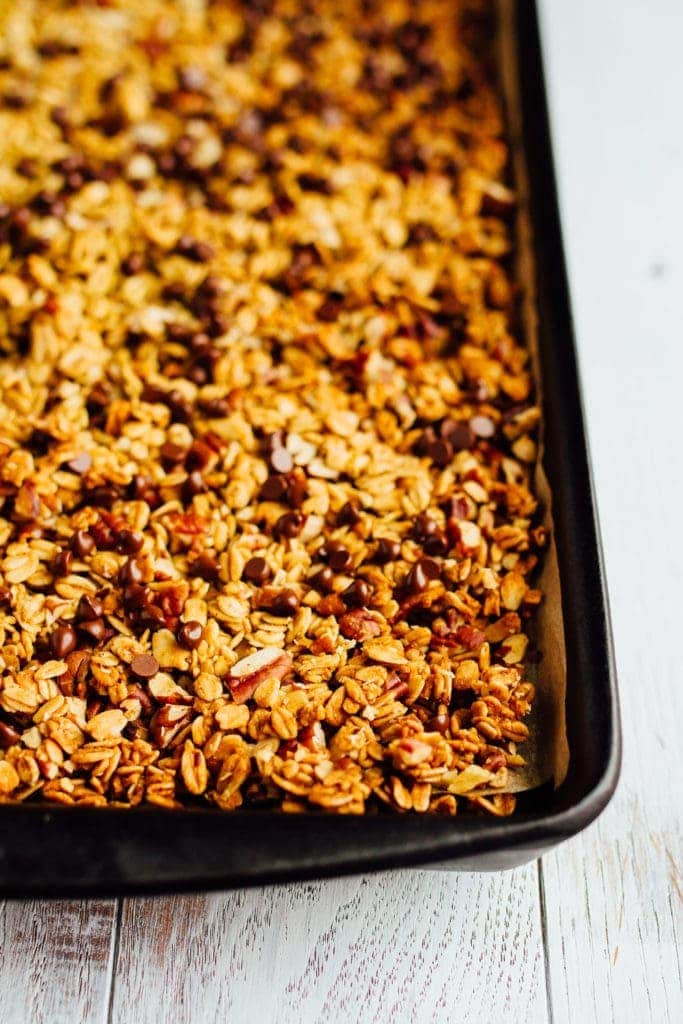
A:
[110, 867, 548, 1024]
[537, 2, 683, 1023]
[0, 899, 118, 1024]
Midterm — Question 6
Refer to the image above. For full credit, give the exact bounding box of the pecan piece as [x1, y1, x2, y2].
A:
[227, 647, 292, 704]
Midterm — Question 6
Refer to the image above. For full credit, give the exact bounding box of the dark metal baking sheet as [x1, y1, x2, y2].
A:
[0, 0, 620, 896]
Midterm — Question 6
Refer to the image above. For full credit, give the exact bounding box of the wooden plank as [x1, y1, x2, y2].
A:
[538, 1, 683, 1022]
[111, 866, 548, 1024]
[0, 899, 118, 1024]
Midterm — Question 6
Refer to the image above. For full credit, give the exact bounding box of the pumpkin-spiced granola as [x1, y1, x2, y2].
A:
[0, 0, 544, 816]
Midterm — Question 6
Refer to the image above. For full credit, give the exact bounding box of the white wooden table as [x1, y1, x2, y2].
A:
[1, 2, 681, 1021]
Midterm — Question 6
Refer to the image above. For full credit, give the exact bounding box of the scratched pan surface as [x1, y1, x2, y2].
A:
[0, 1, 620, 897]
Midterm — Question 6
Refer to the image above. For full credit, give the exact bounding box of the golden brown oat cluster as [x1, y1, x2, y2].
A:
[0, 0, 544, 815]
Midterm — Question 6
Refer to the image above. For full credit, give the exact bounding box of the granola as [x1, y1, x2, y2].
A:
[0, 0, 545, 816]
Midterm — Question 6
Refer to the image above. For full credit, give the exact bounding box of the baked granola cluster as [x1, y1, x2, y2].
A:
[0, 0, 544, 815]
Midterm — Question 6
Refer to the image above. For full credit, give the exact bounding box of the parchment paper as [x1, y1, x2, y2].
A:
[489, 0, 570, 793]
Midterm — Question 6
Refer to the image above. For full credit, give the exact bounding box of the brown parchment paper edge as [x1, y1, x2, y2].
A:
[490, 0, 570, 793]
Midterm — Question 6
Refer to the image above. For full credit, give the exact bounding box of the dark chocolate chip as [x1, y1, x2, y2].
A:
[52, 623, 77, 658]
[52, 550, 73, 577]
[373, 538, 401, 564]
[441, 418, 474, 450]
[78, 618, 109, 644]
[77, 594, 103, 621]
[259, 475, 288, 501]
[427, 438, 453, 467]
[242, 557, 271, 584]
[70, 529, 95, 558]
[191, 552, 220, 582]
[342, 579, 370, 608]
[177, 620, 203, 649]
[119, 559, 144, 586]
[310, 566, 334, 593]
[337, 501, 361, 527]
[269, 589, 300, 617]
[273, 511, 305, 539]
[116, 530, 144, 555]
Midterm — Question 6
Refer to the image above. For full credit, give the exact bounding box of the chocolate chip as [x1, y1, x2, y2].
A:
[441, 418, 474, 450]
[0, 586, 11, 607]
[423, 532, 449, 556]
[342, 579, 370, 608]
[269, 446, 293, 473]
[414, 427, 437, 456]
[176, 235, 215, 263]
[64, 452, 91, 475]
[321, 542, 353, 572]
[52, 550, 73, 577]
[273, 511, 305, 539]
[52, 623, 77, 658]
[269, 589, 300, 617]
[167, 390, 193, 424]
[427, 438, 453, 467]
[78, 618, 109, 644]
[337, 501, 361, 527]
[317, 293, 344, 321]
[177, 620, 203, 649]
[242, 556, 271, 584]
[374, 538, 401, 564]
[259, 475, 288, 501]
[310, 566, 334, 593]
[122, 584, 146, 612]
[0, 722, 21, 748]
[183, 470, 207, 500]
[412, 514, 439, 543]
[84, 485, 119, 507]
[403, 559, 435, 594]
[198, 396, 230, 417]
[418, 556, 441, 580]
[191, 552, 220, 582]
[119, 559, 143, 586]
[130, 652, 159, 678]
[77, 594, 103, 621]
[116, 530, 144, 555]
[121, 253, 146, 275]
[469, 414, 496, 439]
[70, 529, 95, 558]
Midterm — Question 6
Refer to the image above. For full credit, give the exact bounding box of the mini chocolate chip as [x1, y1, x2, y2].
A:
[70, 529, 95, 558]
[469, 414, 496, 439]
[116, 529, 144, 555]
[441, 419, 474, 450]
[326, 543, 353, 572]
[412, 514, 439, 543]
[64, 452, 91, 474]
[374, 538, 401, 564]
[404, 561, 428, 594]
[423, 533, 449, 557]
[167, 390, 193, 424]
[269, 589, 300, 617]
[119, 559, 144, 586]
[427, 713, 450, 734]
[122, 584, 146, 612]
[269, 446, 293, 473]
[177, 620, 203, 649]
[310, 566, 334, 593]
[343, 579, 370, 608]
[52, 623, 77, 658]
[273, 511, 305, 539]
[0, 721, 21, 748]
[242, 556, 272, 584]
[121, 253, 146, 275]
[130, 652, 159, 678]
[52, 550, 73, 577]
[337, 501, 361, 527]
[418, 556, 441, 580]
[77, 594, 103, 621]
[427, 438, 453, 467]
[0, 586, 11, 607]
[185, 441, 214, 472]
[198, 396, 230, 417]
[259, 475, 288, 502]
[191, 552, 220, 582]
[78, 618, 109, 644]
[85, 485, 119, 507]
[414, 427, 437, 456]
[183, 470, 207, 500]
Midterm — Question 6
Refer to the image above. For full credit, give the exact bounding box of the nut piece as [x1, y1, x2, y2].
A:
[227, 648, 292, 704]
[86, 709, 127, 741]
[363, 637, 407, 666]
